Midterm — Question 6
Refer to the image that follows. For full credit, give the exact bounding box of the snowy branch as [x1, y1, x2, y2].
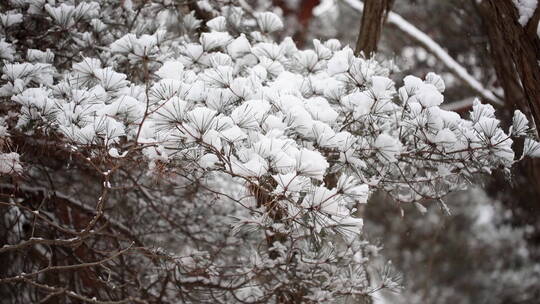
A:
[343, 0, 504, 107]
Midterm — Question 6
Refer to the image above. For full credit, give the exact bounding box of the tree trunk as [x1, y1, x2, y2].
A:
[355, 0, 393, 57]
[475, 0, 540, 260]
[476, 3, 526, 112]
[273, 0, 321, 47]
[479, 0, 540, 130]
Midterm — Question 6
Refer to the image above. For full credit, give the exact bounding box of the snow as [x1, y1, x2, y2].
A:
[327, 48, 352, 76]
[27, 49, 54, 63]
[285, 105, 315, 136]
[200, 32, 233, 51]
[371, 76, 395, 98]
[0, 39, 15, 61]
[304, 97, 339, 123]
[336, 175, 369, 203]
[93, 68, 128, 91]
[295, 50, 322, 72]
[374, 133, 402, 162]
[511, 110, 529, 136]
[181, 44, 205, 65]
[0, 12, 23, 28]
[208, 52, 233, 68]
[403, 75, 423, 95]
[310, 186, 341, 215]
[202, 65, 234, 88]
[227, 34, 251, 58]
[252, 137, 288, 159]
[156, 61, 184, 81]
[273, 173, 309, 193]
[312, 121, 336, 147]
[269, 71, 304, 95]
[237, 100, 270, 124]
[295, 149, 329, 180]
[252, 42, 285, 62]
[108, 148, 128, 158]
[207, 16, 227, 32]
[255, 12, 283, 33]
[433, 128, 458, 146]
[0, 152, 22, 174]
[186, 107, 217, 135]
[425, 72, 446, 92]
[414, 83, 444, 107]
[231, 155, 268, 177]
[523, 138, 540, 157]
[313, 39, 333, 60]
[220, 125, 247, 141]
[514, 0, 538, 25]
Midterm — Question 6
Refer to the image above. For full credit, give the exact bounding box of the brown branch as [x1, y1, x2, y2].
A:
[0, 244, 133, 283]
[20, 277, 148, 304]
[355, 0, 393, 57]
[0, 183, 145, 247]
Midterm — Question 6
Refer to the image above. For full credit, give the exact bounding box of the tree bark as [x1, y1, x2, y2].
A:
[479, 0, 540, 130]
[475, 2, 526, 112]
[355, 0, 393, 57]
[475, 0, 540, 260]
